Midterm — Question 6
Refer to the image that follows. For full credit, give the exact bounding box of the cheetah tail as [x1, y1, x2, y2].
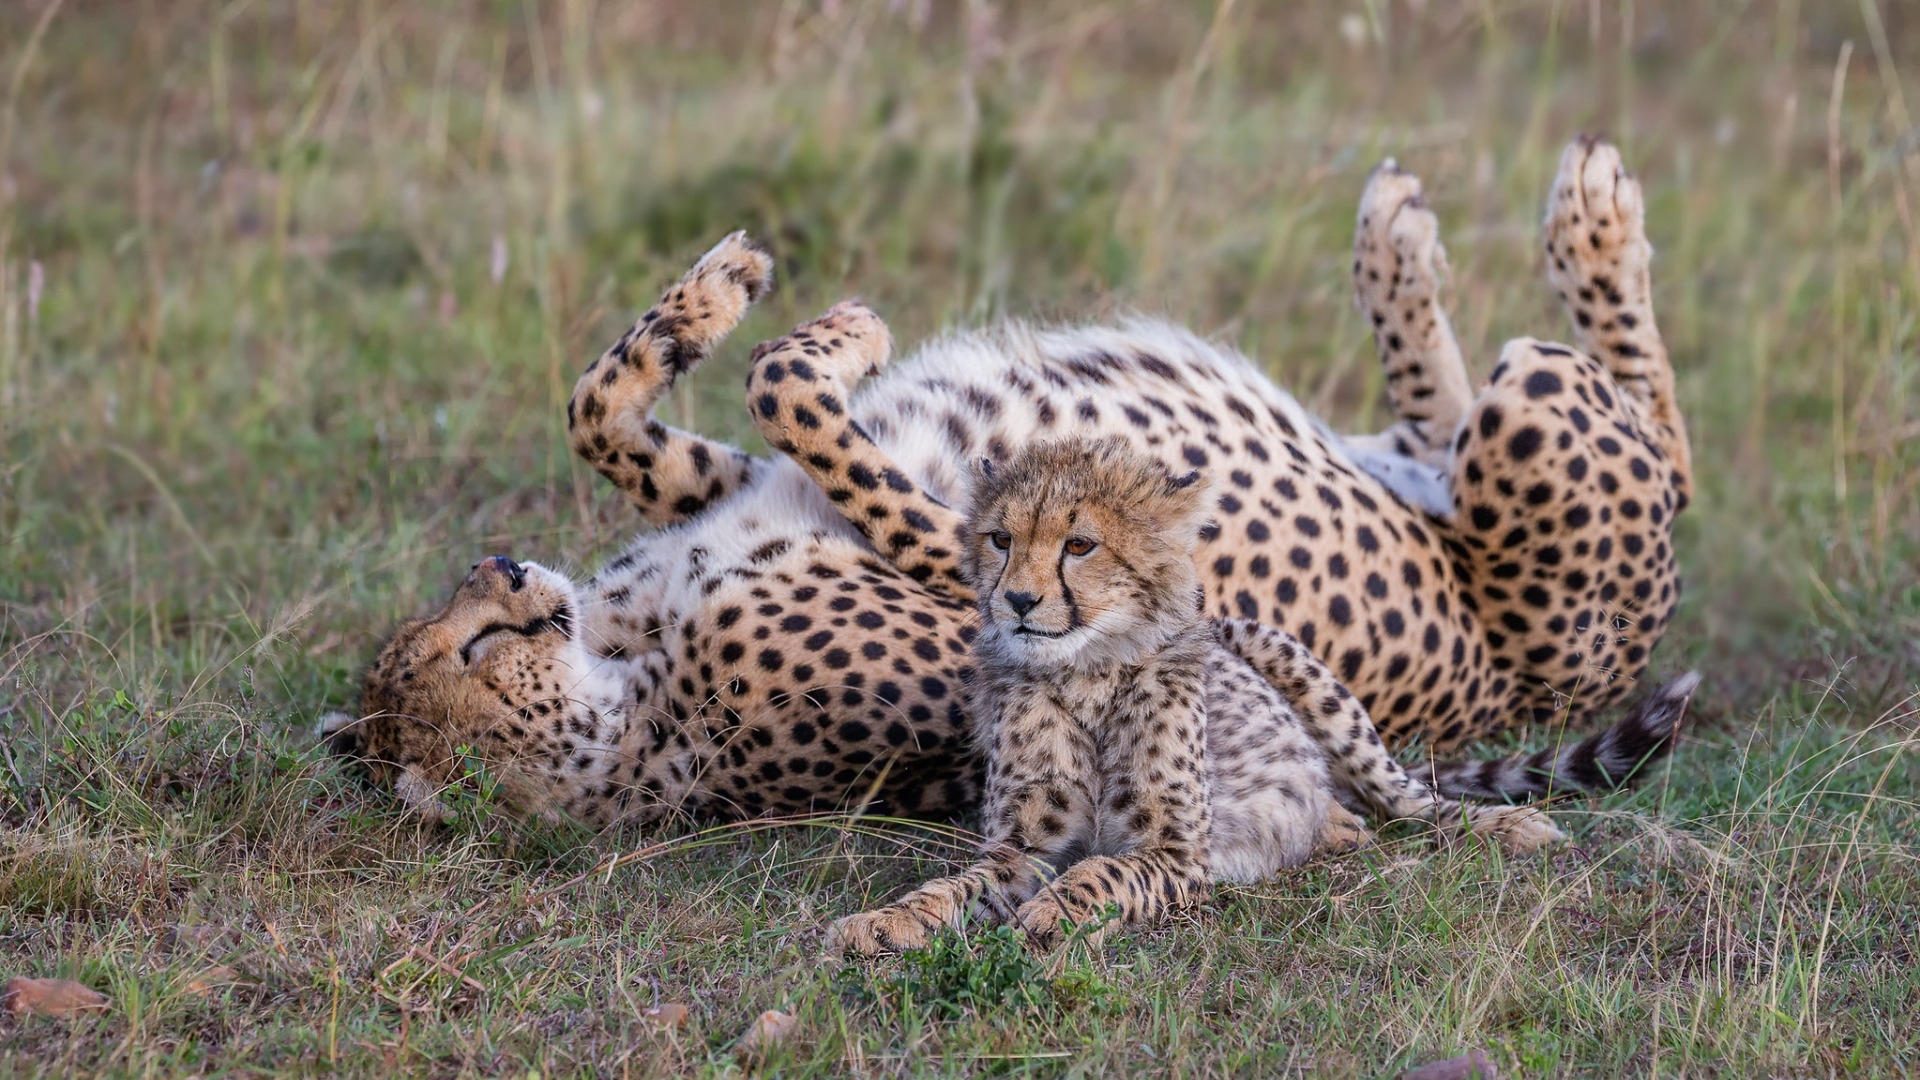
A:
[1424, 672, 1701, 802]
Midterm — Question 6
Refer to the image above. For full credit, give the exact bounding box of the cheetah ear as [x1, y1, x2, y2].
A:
[1156, 468, 1212, 547]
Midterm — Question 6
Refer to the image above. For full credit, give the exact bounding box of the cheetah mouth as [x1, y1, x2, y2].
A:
[456, 602, 576, 664]
[1009, 624, 1067, 639]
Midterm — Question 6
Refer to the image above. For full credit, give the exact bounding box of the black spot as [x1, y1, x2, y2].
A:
[1524, 370, 1565, 399]
[1329, 596, 1352, 626]
[1508, 427, 1544, 461]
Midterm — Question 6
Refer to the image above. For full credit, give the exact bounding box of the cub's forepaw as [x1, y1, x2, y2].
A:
[689, 230, 776, 306]
[825, 906, 939, 957]
[605, 231, 774, 380]
[1013, 897, 1069, 950]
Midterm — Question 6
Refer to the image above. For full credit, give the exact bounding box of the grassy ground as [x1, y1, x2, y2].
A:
[3, 1, 1918, 1076]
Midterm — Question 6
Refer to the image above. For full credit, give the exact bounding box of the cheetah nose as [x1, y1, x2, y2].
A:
[1003, 590, 1041, 617]
[478, 554, 526, 591]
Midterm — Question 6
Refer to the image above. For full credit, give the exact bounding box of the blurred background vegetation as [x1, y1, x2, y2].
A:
[1, 2, 1916, 1076]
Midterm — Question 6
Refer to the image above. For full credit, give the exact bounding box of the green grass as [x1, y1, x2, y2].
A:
[3, 1, 1918, 1075]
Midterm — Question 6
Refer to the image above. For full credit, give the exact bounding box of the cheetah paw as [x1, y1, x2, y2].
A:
[688, 230, 776, 305]
[1543, 136, 1652, 309]
[824, 905, 940, 957]
[1313, 803, 1375, 857]
[1353, 160, 1449, 323]
[1013, 896, 1070, 950]
[1481, 805, 1568, 856]
[751, 300, 894, 391]
[626, 231, 775, 378]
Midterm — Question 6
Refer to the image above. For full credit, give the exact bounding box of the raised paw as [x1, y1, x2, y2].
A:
[1353, 160, 1449, 319]
[750, 300, 894, 391]
[825, 904, 943, 957]
[1351, 159, 1472, 462]
[1313, 802, 1375, 857]
[1543, 138, 1654, 337]
[644, 231, 775, 375]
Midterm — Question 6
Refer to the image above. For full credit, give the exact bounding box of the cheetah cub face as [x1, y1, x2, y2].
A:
[962, 436, 1209, 670]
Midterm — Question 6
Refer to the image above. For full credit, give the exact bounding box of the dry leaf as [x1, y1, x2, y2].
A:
[736, 1009, 797, 1059]
[184, 966, 240, 997]
[642, 1002, 689, 1026]
[1400, 1049, 1499, 1080]
[3, 977, 109, 1018]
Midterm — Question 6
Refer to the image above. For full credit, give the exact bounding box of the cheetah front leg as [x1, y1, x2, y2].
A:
[745, 302, 973, 598]
[1217, 618, 1565, 855]
[1013, 668, 1213, 949]
[568, 232, 773, 526]
[827, 778, 1090, 956]
[1345, 161, 1476, 470]
[1543, 136, 1692, 505]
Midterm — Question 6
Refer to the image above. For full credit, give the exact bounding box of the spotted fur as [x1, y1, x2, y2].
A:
[337, 139, 1693, 834]
[829, 439, 1576, 955]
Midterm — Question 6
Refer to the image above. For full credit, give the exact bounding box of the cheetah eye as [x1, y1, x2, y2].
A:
[988, 530, 1012, 551]
[1063, 537, 1097, 557]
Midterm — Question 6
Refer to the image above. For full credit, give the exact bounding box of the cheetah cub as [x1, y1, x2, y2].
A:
[831, 437, 1379, 954]
[828, 436, 1698, 954]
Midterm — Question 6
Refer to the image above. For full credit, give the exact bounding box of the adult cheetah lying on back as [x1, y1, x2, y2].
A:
[330, 138, 1694, 832]
[828, 437, 1698, 954]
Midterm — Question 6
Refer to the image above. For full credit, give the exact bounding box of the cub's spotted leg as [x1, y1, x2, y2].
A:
[568, 232, 772, 525]
[745, 302, 973, 598]
[826, 845, 1052, 956]
[1012, 675, 1214, 949]
[1217, 618, 1566, 854]
[1346, 161, 1476, 470]
[828, 774, 1093, 956]
[1543, 137, 1692, 506]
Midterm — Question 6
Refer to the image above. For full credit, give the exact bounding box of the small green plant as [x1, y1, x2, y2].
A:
[440, 743, 505, 836]
[841, 917, 1123, 1021]
[863, 925, 1053, 1019]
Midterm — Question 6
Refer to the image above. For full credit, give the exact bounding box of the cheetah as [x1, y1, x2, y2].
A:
[825, 437, 1698, 954]
[331, 137, 1695, 833]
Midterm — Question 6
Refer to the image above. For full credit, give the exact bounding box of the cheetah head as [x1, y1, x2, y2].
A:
[962, 436, 1210, 669]
[325, 555, 619, 818]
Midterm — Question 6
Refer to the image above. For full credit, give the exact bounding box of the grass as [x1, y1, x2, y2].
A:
[2, 0, 1918, 1075]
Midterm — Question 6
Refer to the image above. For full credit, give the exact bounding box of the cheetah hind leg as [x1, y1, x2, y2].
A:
[1345, 160, 1475, 471]
[1542, 136, 1691, 503]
